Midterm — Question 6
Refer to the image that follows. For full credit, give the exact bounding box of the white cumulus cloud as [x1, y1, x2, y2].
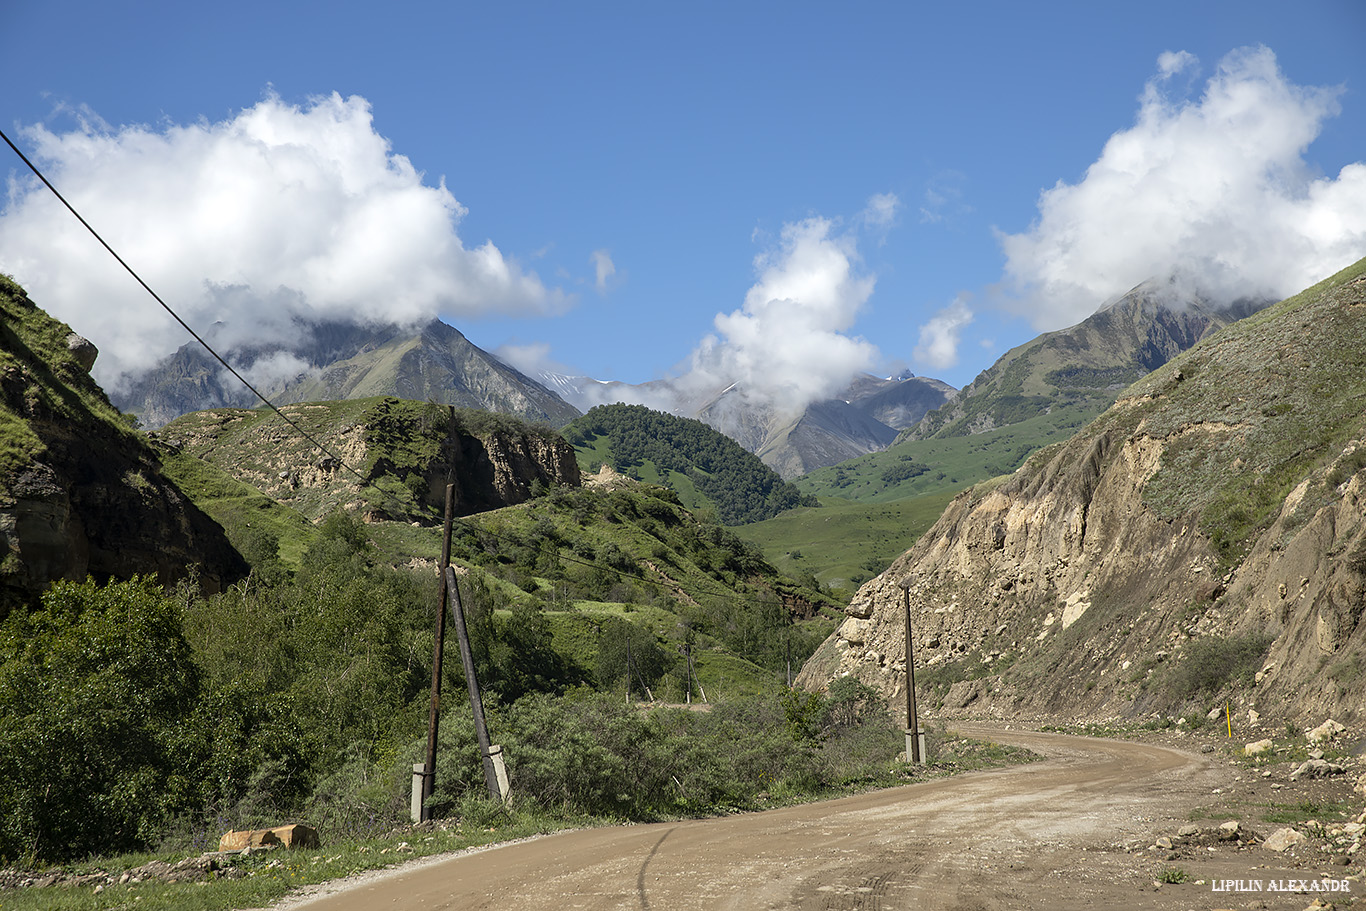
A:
[913, 295, 975, 370]
[999, 45, 1366, 329]
[0, 92, 568, 389]
[683, 213, 881, 414]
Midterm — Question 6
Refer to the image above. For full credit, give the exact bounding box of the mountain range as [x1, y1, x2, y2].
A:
[116, 318, 580, 430]
[798, 280, 1272, 504]
[119, 314, 956, 479]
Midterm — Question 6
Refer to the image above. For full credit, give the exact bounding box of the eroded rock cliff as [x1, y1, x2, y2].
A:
[162, 396, 582, 523]
[798, 259, 1366, 726]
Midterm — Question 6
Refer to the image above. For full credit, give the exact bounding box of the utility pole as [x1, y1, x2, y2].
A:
[446, 566, 503, 800]
[902, 583, 925, 764]
[418, 483, 457, 821]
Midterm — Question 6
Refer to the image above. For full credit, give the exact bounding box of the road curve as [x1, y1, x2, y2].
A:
[274, 727, 1227, 911]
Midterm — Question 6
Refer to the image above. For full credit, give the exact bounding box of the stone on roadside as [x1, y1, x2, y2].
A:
[268, 824, 321, 849]
[218, 824, 320, 852]
[1244, 738, 1274, 757]
[1306, 719, 1346, 744]
[1264, 827, 1306, 852]
[219, 829, 281, 852]
[1289, 759, 1346, 781]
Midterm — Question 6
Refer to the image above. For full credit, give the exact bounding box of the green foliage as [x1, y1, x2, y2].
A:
[0, 578, 199, 861]
[0, 578, 304, 863]
[1160, 634, 1275, 702]
[595, 616, 675, 695]
[458, 483, 837, 677]
[780, 687, 827, 742]
[1157, 867, 1189, 884]
[824, 675, 882, 728]
[880, 459, 927, 484]
[188, 513, 434, 770]
[424, 690, 902, 820]
[563, 404, 815, 525]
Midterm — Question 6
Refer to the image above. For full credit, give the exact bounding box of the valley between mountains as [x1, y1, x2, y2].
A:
[2, 258, 1366, 910]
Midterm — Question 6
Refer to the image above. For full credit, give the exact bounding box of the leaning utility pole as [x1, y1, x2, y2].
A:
[902, 582, 926, 764]
[446, 565, 503, 799]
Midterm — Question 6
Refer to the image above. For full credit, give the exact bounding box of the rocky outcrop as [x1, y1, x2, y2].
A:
[163, 397, 582, 523]
[0, 277, 246, 610]
[438, 425, 582, 516]
[798, 258, 1366, 726]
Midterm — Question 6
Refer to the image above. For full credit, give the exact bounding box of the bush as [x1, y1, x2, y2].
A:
[1163, 633, 1275, 701]
[0, 578, 201, 861]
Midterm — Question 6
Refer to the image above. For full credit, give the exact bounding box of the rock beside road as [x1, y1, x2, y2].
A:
[1289, 758, 1347, 781]
[1264, 827, 1308, 852]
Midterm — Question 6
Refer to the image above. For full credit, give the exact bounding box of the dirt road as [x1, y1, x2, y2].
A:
[276, 726, 1351, 910]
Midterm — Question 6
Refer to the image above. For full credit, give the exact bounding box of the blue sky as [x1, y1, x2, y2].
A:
[4, 1, 1366, 411]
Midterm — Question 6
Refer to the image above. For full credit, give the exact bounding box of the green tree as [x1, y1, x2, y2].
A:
[0, 577, 200, 861]
[595, 618, 674, 696]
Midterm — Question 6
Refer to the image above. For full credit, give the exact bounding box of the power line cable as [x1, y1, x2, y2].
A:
[0, 125, 370, 493]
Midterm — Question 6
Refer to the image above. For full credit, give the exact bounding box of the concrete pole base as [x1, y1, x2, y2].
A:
[488, 745, 511, 800]
[905, 729, 927, 765]
[411, 763, 429, 822]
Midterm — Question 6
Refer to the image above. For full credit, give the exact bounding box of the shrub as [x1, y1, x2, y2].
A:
[0, 578, 201, 861]
[1162, 633, 1275, 702]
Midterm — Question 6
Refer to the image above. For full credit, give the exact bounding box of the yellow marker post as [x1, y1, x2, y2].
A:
[1226, 702, 1232, 739]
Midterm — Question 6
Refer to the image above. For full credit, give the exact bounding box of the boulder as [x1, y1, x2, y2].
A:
[268, 823, 321, 849]
[65, 332, 98, 373]
[1244, 738, 1274, 757]
[1263, 827, 1306, 852]
[1307, 719, 1346, 744]
[218, 824, 320, 852]
[218, 829, 281, 852]
[1289, 759, 1346, 781]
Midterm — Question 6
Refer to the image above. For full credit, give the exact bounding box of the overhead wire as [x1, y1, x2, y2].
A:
[0, 126, 820, 616]
[0, 125, 369, 494]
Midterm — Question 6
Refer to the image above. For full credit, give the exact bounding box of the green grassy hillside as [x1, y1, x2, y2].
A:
[735, 491, 957, 595]
[160, 401, 839, 694]
[796, 407, 1090, 503]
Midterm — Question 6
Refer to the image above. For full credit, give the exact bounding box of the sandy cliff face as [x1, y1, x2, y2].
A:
[441, 426, 582, 516]
[798, 260, 1366, 725]
[797, 424, 1219, 718]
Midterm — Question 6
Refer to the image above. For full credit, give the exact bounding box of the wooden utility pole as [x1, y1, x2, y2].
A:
[446, 565, 502, 799]
[419, 483, 457, 820]
[902, 583, 925, 764]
